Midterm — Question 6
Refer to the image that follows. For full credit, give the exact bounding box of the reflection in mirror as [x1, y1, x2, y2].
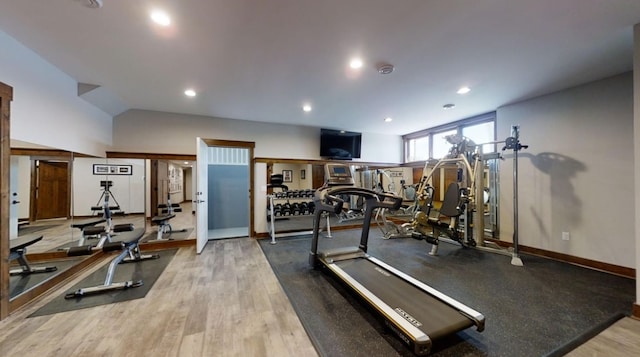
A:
[355, 166, 418, 240]
[10, 145, 74, 252]
[264, 162, 393, 239]
[9, 143, 79, 301]
[147, 159, 195, 242]
[267, 162, 317, 236]
[72, 157, 148, 245]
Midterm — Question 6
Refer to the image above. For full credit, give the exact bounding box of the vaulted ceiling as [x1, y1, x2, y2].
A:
[1, 0, 640, 135]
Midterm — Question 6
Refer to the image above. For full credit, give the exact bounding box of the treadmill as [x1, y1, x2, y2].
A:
[309, 163, 485, 355]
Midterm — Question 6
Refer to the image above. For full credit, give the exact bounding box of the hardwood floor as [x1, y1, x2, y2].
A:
[5, 214, 640, 356]
[0, 238, 317, 357]
[568, 317, 640, 357]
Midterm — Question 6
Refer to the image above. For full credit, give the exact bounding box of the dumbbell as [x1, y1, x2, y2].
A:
[307, 201, 315, 214]
[282, 203, 292, 216]
[292, 203, 301, 215]
[300, 202, 310, 215]
[274, 204, 283, 217]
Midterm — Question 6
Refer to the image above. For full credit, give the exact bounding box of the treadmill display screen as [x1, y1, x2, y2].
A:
[326, 164, 355, 186]
[333, 166, 347, 175]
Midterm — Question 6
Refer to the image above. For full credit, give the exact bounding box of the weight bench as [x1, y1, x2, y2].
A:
[412, 182, 469, 255]
[79, 223, 136, 248]
[65, 227, 159, 299]
[158, 203, 182, 214]
[151, 213, 177, 240]
[10, 235, 57, 276]
[71, 218, 107, 246]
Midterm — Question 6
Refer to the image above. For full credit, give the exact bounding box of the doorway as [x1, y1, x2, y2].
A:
[207, 147, 250, 239]
[34, 160, 70, 220]
[196, 139, 255, 253]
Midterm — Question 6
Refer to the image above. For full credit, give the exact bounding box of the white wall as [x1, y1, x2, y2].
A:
[255, 162, 268, 234]
[497, 72, 634, 268]
[0, 30, 112, 157]
[113, 109, 403, 163]
[73, 158, 145, 216]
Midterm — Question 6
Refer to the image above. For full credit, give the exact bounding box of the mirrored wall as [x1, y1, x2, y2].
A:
[257, 160, 419, 239]
[7, 148, 196, 304]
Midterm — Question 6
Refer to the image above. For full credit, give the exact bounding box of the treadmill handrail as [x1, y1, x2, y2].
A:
[319, 186, 403, 211]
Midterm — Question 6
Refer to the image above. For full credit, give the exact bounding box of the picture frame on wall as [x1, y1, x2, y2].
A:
[93, 164, 132, 175]
[282, 170, 293, 182]
[301, 169, 306, 180]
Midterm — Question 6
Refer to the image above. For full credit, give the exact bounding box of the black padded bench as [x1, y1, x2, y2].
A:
[71, 218, 107, 246]
[158, 203, 182, 214]
[10, 235, 57, 276]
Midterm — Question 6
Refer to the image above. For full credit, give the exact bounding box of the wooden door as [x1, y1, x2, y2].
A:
[312, 164, 324, 189]
[433, 167, 458, 202]
[36, 161, 69, 219]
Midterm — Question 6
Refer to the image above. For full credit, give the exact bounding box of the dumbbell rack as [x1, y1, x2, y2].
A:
[267, 189, 331, 244]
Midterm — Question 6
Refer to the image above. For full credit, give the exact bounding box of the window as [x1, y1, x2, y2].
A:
[406, 136, 429, 162]
[402, 112, 495, 163]
[462, 121, 495, 154]
[432, 129, 457, 159]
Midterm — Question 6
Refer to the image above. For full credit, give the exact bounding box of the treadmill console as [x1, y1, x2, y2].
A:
[325, 163, 355, 186]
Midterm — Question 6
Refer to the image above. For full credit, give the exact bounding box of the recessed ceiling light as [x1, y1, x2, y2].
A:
[457, 86, 471, 94]
[184, 161, 189, 165]
[302, 104, 312, 112]
[349, 58, 363, 69]
[384, 117, 393, 123]
[443, 103, 455, 110]
[184, 89, 196, 97]
[151, 10, 171, 26]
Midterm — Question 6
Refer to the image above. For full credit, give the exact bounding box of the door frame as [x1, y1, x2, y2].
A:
[201, 139, 255, 237]
[32, 159, 72, 221]
[1, 81, 13, 320]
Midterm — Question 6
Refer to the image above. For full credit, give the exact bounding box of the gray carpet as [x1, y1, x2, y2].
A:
[10, 258, 84, 299]
[259, 230, 635, 357]
[29, 248, 178, 317]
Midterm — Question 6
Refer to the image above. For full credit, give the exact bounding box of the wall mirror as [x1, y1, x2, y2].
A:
[8, 142, 85, 303]
[6, 151, 198, 306]
[260, 160, 418, 240]
[147, 158, 195, 243]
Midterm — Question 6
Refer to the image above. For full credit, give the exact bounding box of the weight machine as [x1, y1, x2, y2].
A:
[385, 127, 528, 266]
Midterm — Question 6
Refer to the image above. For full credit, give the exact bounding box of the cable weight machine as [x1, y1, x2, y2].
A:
[502, 125, 528, 266]
[400, 127, 528, 266]
[471, 125, 528, 266]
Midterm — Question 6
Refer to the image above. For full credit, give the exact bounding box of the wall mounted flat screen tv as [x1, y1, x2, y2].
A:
[320, 129, 362, 159]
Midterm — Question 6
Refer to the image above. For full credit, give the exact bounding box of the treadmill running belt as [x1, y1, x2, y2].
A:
[335, 258, 474, 340]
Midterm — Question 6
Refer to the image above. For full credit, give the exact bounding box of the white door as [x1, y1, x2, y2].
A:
[9, 156, 19, 238]
[196, 137, 209, 253]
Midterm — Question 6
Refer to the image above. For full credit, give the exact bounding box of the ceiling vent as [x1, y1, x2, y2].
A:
[86, 0, 103, 8]
[377, 63, 395, 75]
